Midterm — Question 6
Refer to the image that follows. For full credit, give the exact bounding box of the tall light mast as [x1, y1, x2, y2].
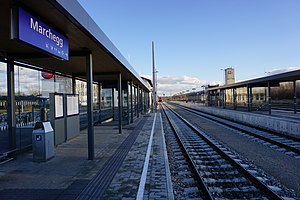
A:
[152, 41, 156, 112]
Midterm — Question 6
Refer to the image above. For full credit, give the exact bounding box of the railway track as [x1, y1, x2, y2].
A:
[170, 102, 300, 159]
[161, 103, 293, 199]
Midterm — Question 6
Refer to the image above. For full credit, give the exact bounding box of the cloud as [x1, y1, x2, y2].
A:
[0, 62, 6, 73]
[147, 74, 221, 96]
[268, 66, 300, 75]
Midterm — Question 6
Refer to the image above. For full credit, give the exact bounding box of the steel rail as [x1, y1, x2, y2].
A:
[161, 104, 214, 200]
[173, 103, 300, 155]
[163, 102, 283, 200]
[173, 102, 300, 143]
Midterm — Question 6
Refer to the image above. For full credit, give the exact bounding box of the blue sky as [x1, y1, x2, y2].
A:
[77, 0, 300, 95]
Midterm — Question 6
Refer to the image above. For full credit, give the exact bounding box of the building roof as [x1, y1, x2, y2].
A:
[141, 77, 153, 87]
[207, 69, 300, 91]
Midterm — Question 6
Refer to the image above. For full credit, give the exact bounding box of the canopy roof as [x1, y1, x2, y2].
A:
[0, 0, 149, 91]
[207, 69, 300, 91]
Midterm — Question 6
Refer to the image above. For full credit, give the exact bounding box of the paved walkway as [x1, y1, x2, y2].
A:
[103, 113, 173, 200]
[0, 112, 173, 200]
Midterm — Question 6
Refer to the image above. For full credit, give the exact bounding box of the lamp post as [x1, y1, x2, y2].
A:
[155, 69, 158, 111]
[220, 68, 225, 85]
[152, 41, 157, 112]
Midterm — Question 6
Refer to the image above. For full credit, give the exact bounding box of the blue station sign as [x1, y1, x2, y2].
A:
[17, 7, 69, 60]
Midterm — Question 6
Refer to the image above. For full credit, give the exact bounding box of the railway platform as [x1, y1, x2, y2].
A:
[175, 101, 300, 137]
[0, 112, 173, 200]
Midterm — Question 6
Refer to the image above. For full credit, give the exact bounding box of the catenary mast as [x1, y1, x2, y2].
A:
[152, 41, 156, 112]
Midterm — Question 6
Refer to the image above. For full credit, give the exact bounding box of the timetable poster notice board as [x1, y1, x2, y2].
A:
[55, 94, 64, 118]
[67, 95, 79, 116]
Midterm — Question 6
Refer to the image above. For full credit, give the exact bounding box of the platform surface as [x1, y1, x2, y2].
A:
[0, 112, 172, 200]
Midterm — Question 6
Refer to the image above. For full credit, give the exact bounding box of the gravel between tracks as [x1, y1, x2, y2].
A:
[172, 104, 300, 198]
[161, 110, 204, 200]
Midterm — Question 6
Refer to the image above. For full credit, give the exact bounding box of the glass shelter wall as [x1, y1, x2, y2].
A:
[101, 88, 113, 121]
[13, 67, 71, 150]
[0, 60, 81, 153]
[270, 81, 300, 111]
[219, 87, 267, 111]
[225, 89, 233, 108]
[252, 87, 267, 111]
[54, 75, 72, 94]
[0, 59, 147, 153]
[209, 82, 300, 112]
[236, 87, 247, 109]
[0, 62, 8, 152]
[75, 80, 102, 129]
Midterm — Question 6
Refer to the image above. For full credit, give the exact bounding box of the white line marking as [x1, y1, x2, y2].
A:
[136, 113, 157, 200]
[160, 113, 174, 200]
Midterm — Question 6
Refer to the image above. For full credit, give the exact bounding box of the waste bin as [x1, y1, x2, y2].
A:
[32, 121, 55, 162]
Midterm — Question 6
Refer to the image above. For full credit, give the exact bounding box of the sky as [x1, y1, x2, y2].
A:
[77, 0, 300, 96]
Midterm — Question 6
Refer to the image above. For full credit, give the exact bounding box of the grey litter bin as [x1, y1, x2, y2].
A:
[32, 121, 55, 162]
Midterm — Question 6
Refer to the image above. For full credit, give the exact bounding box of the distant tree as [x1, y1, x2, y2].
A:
[271, 82, 293, 100]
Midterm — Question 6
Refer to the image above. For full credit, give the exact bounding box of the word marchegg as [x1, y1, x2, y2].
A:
[30, 17, 64, 48]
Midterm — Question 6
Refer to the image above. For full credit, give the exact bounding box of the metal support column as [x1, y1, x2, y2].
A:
[249, 86, 253, 112]
[144, 90, 147, 112]
[130, 81, 133, 123]
[137, 86, 140, 118]
[7, 59, 16, 149]
[134, 86, 137, 117]
[142, 90, 145, 113]
[147, 92, 150, 110]
[224, 89, 226, 108]
[141, 90, 144, 113]
[268, 81, 271, 115]
[127, 82, 130, 125]
[232, 88, 235, 110]
[293, 80, 297, 114]
[118, 73, 122, 134]
[98, 82, 101, 123]
[233, 88, 237, 110]
[86, 53, 94, 160]
[207, 91, 211, 106]
[72, 76, 76, 94]
[247, 85, 250, 112]
[221, 90, 224, 108]
[112, 87, 115, 120]
[218, 90, 221, 107]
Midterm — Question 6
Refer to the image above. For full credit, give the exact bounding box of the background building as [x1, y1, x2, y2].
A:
[225, 67, 235, 85]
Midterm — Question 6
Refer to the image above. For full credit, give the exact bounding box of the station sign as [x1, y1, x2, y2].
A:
[12, 7, 69, 60]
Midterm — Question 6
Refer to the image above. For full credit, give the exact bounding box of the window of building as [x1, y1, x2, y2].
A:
[0, 62, 8, 151]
